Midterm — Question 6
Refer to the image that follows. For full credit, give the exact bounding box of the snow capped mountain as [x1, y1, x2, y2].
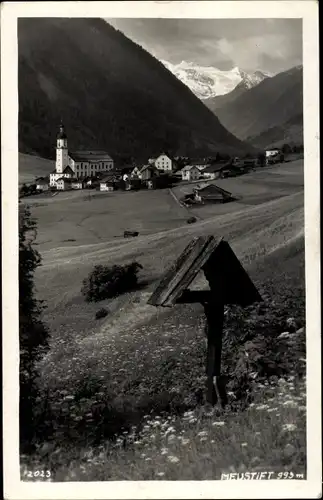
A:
[161, 60, 271, 100]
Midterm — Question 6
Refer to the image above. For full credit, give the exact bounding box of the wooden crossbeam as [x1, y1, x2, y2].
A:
[147, 236, 222, 307]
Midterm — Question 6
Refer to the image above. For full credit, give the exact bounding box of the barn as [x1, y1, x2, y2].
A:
[193, 183, 234, 203]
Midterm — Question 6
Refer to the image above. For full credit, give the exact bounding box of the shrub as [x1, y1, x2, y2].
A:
[95, 308, 109, 320]
[81, 261, 143, 302]
[19, 205, 50, 452]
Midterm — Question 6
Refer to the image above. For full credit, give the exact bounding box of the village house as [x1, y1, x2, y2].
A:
[202, 163, 230, 180]
[100, 179, 115, 192]
[188, 159, 211, 171]
[180, 165, 201, 181]
[70, 178, 84, 190]
[265, 149, 280, 158]
[154, 153, 174, 172]
[56, 177, 72, 190]
[50, 123, 114, 188]
[193, 183, 234, 204]
[35, 177, 49, 191]
[99, 173, 120, 191]
[139, 164, 159, 181]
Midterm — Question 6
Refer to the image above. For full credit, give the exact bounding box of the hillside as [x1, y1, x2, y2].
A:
[19, 153, 55, 186]
[205, 66, 303, 148]
[18, 18, 252, 161]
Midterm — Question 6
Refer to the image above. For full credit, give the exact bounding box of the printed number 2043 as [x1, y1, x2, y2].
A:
[24, 470, 51, 479]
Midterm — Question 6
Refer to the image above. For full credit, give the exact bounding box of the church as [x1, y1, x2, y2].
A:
[49, 123, 114, 188]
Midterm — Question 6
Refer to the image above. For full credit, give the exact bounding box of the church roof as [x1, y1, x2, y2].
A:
[63, 166, 74, 174]
[69, 151, 113, 162]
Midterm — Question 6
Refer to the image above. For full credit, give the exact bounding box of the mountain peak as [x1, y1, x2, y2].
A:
[161, 60, 269, 100]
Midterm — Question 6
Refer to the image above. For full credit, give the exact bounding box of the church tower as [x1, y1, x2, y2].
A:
[56, 122, 69, 173]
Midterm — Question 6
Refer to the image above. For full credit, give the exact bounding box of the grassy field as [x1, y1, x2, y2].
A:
[19, 153, 55, 186]
[21, 159, 306, 480]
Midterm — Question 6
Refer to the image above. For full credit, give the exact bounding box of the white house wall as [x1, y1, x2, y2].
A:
[155, 155, 172, 171]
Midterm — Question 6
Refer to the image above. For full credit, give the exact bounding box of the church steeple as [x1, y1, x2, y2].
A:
[56, 122, 68, 173]
[57, 121, 67, 140]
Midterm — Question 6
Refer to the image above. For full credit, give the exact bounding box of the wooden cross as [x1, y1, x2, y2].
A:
[147, 236, 262, 408]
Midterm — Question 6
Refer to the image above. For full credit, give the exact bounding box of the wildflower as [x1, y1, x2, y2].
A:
[267, 407, 279, 413]
[188, 418, 197, 424]
[283, 400, 298, 408]
[161, 448, 168, 455]
[167, 455, 180, 464]
[212, 421, 225, 427]
[140, 453, 146, 458]
[197, 431, 208, 437]
[165, 426, 175, 435]
[282, 424, 297, 432]
[255, 404, 269, 410]
[145, 457, 152, 461]
[200, 437, 208, 442]
[241, 442, 248, 447]
[156, 472, 165, 477]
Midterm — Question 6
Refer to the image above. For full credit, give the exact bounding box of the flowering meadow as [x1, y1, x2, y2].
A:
[20, 233, 306, 481]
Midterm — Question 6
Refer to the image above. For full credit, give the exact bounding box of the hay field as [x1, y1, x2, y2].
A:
[30, 159, 304, 342]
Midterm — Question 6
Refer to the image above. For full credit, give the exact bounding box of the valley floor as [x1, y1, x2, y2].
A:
[21, 159, 306, 480]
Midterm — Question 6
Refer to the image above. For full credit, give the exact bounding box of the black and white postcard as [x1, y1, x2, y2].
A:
[1, 1, 321, 498]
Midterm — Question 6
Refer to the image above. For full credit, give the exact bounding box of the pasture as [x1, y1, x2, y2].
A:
[21, 158, 306, 480]
[19, 152, 54, 185]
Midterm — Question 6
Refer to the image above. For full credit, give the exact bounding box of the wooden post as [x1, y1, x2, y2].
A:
[204, 300, 227, 407]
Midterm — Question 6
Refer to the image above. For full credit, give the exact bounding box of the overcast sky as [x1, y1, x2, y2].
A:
[106, 18, 302, 74]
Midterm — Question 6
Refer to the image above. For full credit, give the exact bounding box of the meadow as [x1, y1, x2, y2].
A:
[20, 159, 306, 480]
[19, 153, 54, 186]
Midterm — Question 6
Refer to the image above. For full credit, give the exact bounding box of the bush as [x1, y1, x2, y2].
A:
[95, 308, 109, 320]
[19, 205, 50, 452]
[81, 261, 143, 302]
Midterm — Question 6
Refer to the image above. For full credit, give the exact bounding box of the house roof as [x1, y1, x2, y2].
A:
[35, 177, 49, 184]
[140, 164, 158, 173]
[100, 174, 118, 183]
[195, 183, 232, 197]
[203, 163, 231, 173]
[181, 165, 201, 172]
[69, 151, 113, 162]
[189, 159, 211, 166]
[56, 177, 71, 183]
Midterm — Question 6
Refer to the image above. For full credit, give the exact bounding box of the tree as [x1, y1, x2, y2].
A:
[282, 143, 292, 155]
[19, 205, 50, 452]
[257, 152, 266, 167]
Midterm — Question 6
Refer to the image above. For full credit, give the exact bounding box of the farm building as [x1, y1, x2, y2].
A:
[50, 123, 114, 188]
[35, 177, 49, 191]
[193, 183, 234, 203]
[202, 163, 231, 180]
[140, 164, 159, 181]
[180, 165, 201, 181]
[131, 164, 159, 181]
